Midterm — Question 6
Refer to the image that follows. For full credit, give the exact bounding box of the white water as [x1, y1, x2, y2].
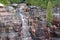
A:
[18, 7, 30, 40]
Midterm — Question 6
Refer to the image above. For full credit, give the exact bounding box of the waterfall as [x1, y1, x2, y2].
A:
[17, 6, 31, 40]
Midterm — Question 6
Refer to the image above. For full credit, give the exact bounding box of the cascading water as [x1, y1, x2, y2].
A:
[17, 6, 31, 40]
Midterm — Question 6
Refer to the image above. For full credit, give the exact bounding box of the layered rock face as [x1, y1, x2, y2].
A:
[0, 3, 60, 40]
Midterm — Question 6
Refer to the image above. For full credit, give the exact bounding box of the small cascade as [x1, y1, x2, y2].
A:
[17, 5, 31, 40]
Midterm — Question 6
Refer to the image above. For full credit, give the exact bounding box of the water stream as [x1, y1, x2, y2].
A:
[17, 6, 31, 40]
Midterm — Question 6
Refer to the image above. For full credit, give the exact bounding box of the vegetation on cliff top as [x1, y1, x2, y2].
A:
[0, 0, 60, 8]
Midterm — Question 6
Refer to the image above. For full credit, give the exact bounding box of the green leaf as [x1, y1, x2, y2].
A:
[46, 1, 53, 27]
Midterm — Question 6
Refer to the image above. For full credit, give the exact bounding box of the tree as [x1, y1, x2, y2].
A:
[46, 1, 53, 27]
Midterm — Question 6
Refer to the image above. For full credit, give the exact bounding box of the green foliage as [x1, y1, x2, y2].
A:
[46, 1, 53, 27]
[9, 0, 21, 3]
[26, 0, 60, 8]
[53, 0, 60, 6]
[26, 0, 48, 8]
[0, 0, 8, 6]
[0, 0, 60, 7]
[0, 0, 21, 6]
[26, 0, 49, 8]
